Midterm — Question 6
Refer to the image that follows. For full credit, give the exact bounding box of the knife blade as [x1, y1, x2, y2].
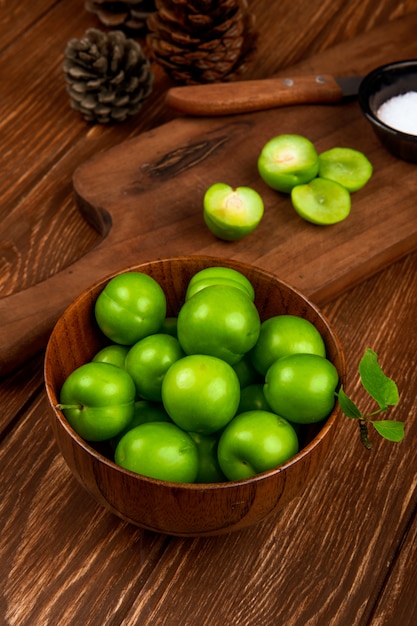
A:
[165, 74, 363, 116]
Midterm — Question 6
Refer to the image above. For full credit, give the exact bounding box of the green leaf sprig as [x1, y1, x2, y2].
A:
[336, 348, 404, 449]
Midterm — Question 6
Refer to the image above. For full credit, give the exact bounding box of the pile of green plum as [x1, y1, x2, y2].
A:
[258, 134, 373, 225]
[203, 134, 373, 240]
[57, 266, 339, 484]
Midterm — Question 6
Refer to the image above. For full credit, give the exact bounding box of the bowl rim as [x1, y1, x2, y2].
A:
[44, 254, 345, 492]
[358, 58, 417, 140]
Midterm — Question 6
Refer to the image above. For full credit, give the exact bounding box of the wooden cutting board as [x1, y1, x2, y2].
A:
[2, 15, 417, 376]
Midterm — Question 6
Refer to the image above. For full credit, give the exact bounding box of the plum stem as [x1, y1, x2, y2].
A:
[56, 403, 83, 411]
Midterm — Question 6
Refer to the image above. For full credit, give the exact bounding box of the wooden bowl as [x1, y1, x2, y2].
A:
[44, 256, 345, 537]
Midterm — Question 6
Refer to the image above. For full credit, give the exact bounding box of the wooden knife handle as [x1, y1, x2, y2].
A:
[165, 75, 344, 116]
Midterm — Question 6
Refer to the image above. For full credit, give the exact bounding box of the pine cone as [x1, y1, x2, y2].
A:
[146, 0, 257, 84]
[62, 28, 153, 123]
[85, 0, 156, 33]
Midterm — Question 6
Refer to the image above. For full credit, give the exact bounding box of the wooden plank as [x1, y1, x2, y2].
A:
[2, 13, 417, 376]
[370, 513, 417, 625]
[71, 101, 417, 304]
[0, 0, 58, 52]
[0, 0, 414, 293]
[2, 3, 417, 625]
[102, 251, 417, 626]
[0, 2, 104, 297]
[0, 1, 176, 299]
[1, 251, 416, 624]
[0, 391, 170, 625]
[0, 353, 44, 434]
[2, 0, 414, 300]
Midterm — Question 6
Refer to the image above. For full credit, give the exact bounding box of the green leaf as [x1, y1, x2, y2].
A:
[337, 387, 363, 419]
[372, 420, 405, 442]
[359, 349, 399, 409]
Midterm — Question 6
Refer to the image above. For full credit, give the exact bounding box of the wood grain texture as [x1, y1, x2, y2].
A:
[164, 74, 344, 116]
[2, 13, 417, 377]
[0, 0, 58, 52]
[0, 0, 174, 296]
[1, 251, 416, 625]
[0, 393, 170, 625]
[93, 252, 417, 625]
[371, 513, 417, 625]
[2, 2, 417, 624]
[0, 352, 45, 433]
[1, 0, 415, 298]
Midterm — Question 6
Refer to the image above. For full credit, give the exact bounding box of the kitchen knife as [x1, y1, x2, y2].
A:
[165, 74, 363, 116]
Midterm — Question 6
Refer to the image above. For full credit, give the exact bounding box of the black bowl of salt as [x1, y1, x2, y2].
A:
[358, 60, 417, 163]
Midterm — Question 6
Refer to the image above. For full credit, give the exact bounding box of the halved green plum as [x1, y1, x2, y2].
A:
[203, 183, 264, 241]
[291, 178, 351, 225]
[257, 134, 319, 193]
[318, 147, 373, 192]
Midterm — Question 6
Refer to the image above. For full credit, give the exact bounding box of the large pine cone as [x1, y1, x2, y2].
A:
[85, 0, 156, 33]
[146, 0, 257, 84]
[63, 28, 153, 123]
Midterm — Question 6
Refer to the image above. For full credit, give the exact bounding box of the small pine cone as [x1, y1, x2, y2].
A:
[146, 0, 257, 84]
[85, 0, 156, 33]
[62, 28, 153, 123]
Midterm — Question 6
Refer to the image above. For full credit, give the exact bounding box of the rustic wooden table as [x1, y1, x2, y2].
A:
[1, 1, 417, 624]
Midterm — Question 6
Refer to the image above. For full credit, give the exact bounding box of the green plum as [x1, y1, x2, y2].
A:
[57, 362, 136, 441]
[125, 333, 184, 402]
[318, 147, 373, 192]
[250, 314, 326, 376]
[114, 422, 199, 483]
[258, 134, 319, 193]
[177, 284, 261, 365]
[94, 271, 166, 345]
[92, 344, 129, 369]
[161, 354, 240, 434]
[264, 353, 339, 424]
[203, 183, 264, 241]
[218, 410, 299, 480]
[188, 431, 227, 483]
[237, 383, 271, 414]
[291, 177, 351, 225]
[187, 266, 255, 301]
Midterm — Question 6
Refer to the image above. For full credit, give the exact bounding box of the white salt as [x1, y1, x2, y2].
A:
[377, 91, 417, 135]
